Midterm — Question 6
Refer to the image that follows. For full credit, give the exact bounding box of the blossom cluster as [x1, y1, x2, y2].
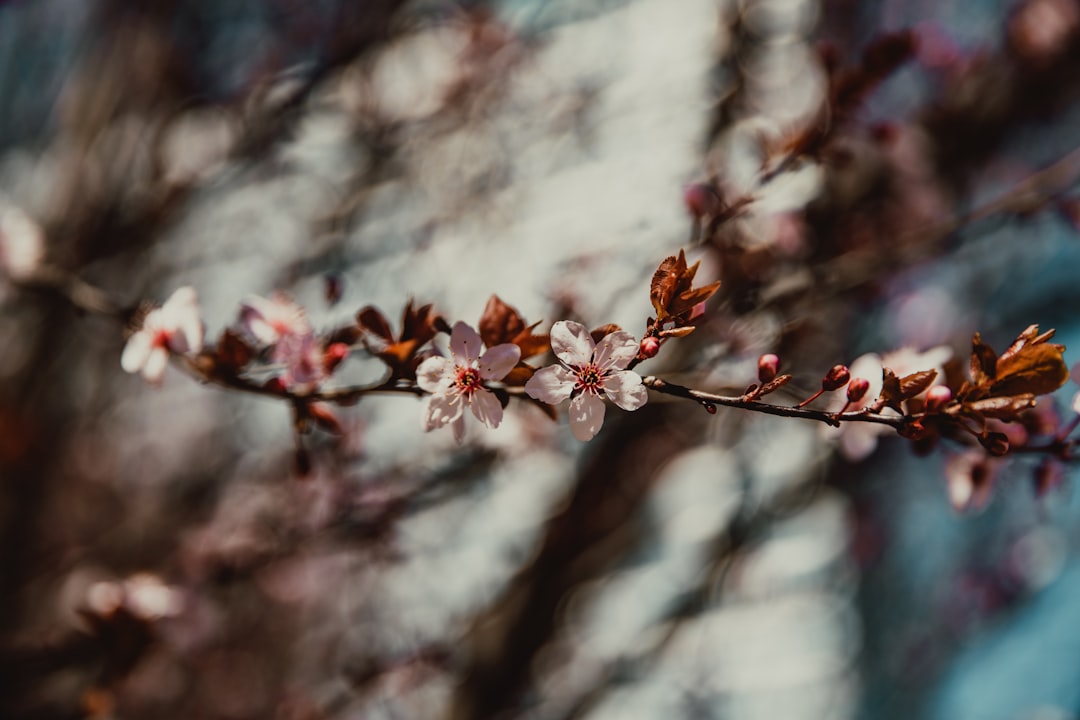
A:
[111, 249, 1080, 514]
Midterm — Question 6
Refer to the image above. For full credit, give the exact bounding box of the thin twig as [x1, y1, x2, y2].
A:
[641, 375, 905, 429]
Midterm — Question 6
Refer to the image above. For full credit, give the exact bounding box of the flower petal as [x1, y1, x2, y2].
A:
[450, 322, 483, 364]
[142, 347, 169, 385]
[121, 332, 152, 374]
[452, 415, 467, 444]
[603, 370, 648, 411]
[417, 356, 452, 393]
[525, 365, 576, 404]
[478, 343, 521, 381]
[550, 320, 595, 367]
[593, 331, 639, 371]
[162, 287, 203, 354]
[424, 392, 463, 431]
[469, 388, 504, 429]
[569, 393, 605, 441]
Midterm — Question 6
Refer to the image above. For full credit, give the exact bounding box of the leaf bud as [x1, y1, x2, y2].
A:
[639, 336, 660, 359]
[822, 364, 851, 391]
[758, 353, 780, 383]
[846, 377, 870, 403]
[979, 431, 1010, 456]
[924, 385, 953, 412]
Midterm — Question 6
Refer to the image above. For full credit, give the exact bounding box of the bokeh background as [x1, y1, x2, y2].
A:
[4, 0, 1080, 718]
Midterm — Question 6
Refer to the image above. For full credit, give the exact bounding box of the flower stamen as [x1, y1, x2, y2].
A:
[454, 366, 483, 396]
[575, 363, 605, 394]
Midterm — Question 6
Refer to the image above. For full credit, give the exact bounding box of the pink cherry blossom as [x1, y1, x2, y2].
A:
[416, 322, 520, 443]
[239, 293, 311, 346]
[524, 320, 648, 441]
[274, 331, 337, 393]
[121, 286, 204, 385]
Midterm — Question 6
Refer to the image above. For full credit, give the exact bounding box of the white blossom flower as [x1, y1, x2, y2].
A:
[121, 286, 203, 385]
[239, 293, 310, 346]
[823, 345, 952, 461]
[525, 320, 648, 441]
[416, 321, 520, 442]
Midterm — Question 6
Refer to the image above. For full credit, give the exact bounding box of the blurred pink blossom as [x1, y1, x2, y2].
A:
[121, 286, 204, 385]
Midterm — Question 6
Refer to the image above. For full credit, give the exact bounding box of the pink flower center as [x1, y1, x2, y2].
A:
[575, 363, 605, 394]
[454, 366, 483, 396]
[152, 328, 172, 348]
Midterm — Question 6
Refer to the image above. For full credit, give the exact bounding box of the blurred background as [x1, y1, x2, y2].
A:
[3, 0, 1080, 718]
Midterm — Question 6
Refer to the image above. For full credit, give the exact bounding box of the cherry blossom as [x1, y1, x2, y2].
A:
[239, 293, 311, 346]
[416, 321, 520, 442]
[121, 286, 203, 385]
[823, 345, 952, 461]
[525, 320, 648, 441]
[275, 330, 327, 392]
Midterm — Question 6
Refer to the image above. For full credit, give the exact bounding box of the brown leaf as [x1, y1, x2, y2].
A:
[758, 373, 793, 396]
[649, 249, 720, 323]
[590, 323, 622, 345]
[650, 252, 685, 318]
[512, 332, 550, 359]
[998, 324, 1040, 365]
[378, 340, 418, 366]
[216, 329, 254, 371]
[401, 300, 439, 347]
[991, 342, 1069, 397]
[970, 333, 997, 386]
[667, 281, 722, 319]
[478, 295, 526, 348]
[659, 326, 695, 338]
[899, 369, 937, 399]
[357, 306, 394, 344]
[877, 367, 904, 412]
[964, 394, 1037, 418]
[502, 364, 536, 386]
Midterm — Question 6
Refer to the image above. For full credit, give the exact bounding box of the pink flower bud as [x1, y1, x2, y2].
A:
[323, 342, 350, 373]
[846, 377, 870, 403]
[925, 385, 953, 412]
[822, 364, 850, 391]
[264, 377, 288, 394]
[758, 354, 780, 383]
[639, 336, 660, 359]
[682, 183, 721, 219]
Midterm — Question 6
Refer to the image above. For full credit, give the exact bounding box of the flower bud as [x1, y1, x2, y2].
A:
[979, 431, 1010, 457]
[822, 364, 850, 391]
[639, 336, 660, 359]
[683, 183, 721, 219]
[264, 377, 288, 394]
[758, 353, 780, 383]
[323, 342, 350, 373]
[846, 377, 870, 403]
[925, 385, 953, 412]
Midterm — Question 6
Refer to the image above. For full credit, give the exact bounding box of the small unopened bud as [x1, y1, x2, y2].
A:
[925, 385, 953, 412]
[639, 336, 660, 359]
[683, 183, 721, 219]
[846, 377, 870, 403]
[264, 377, 288, 394]
[758, 354, 780, 383]
[323, 342, 350, 373]
[979, 431, 1010, 457]
[822, 364, 851, 391]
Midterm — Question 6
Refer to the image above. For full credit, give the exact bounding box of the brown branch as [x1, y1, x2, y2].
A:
[641, 375, 905, 429]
